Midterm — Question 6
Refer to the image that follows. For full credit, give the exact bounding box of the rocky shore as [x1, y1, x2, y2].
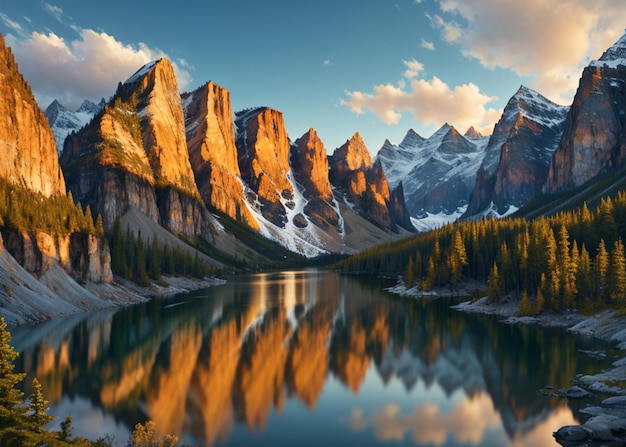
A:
[387, 281, 626, 447]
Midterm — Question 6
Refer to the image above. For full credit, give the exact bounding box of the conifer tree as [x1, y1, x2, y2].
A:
[27, 378, 54, 432]
[0, 318, 26, 431]
[404, 257, 415, 289]
[608, 238, 626, 303]
[487, 262, 503, 303]
[517, 290, 532, 316]
[447, 230, 468, 285]
[595, 238, 609, 299]
[576, 243, 594, 303]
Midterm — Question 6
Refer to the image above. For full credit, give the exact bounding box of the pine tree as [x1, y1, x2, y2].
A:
[404, 257, 415, 289]
[595, 238, 609, 299]
[487, 262, 503, 303]
[517, 290, 532, 316]
[0, 317, 27, 430]
[576, 243, 594, 303]
[447, 230, 468, 285]
[27, 378, 54, 432]
[608, 238, 626, 303]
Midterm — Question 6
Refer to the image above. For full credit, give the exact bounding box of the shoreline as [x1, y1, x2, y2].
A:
[386, 280, 626, 447]
[4, 274, 226, 328]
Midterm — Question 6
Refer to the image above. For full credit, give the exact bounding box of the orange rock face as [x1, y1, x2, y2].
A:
[330, 133, 395, 230]
[183, 82, 259, 230]
[125, 59, 200, 198]
[236, 108, 294, 227]
[292, 129, 333, 201]
[0, 34, 65, 197]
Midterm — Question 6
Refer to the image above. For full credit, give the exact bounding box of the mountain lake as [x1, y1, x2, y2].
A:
[10, 269, 616, 447]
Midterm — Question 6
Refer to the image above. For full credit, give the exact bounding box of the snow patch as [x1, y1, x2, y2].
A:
[124, 61, 157, 84]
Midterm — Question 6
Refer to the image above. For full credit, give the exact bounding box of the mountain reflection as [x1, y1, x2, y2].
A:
[13, 270, 607, 446]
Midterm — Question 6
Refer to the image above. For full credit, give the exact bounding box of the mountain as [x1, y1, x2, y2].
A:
[291, 128, 341, 231]
[0, 34, 65, 197]
[0, 32, 115, 324]
[235, 107, 294, 228]
[61, 59, 213, 241]
[464, 86, 569, 218]
[182, 82, 259, 230]
[377, 124, 489, 229]
[45, 99, 105, 155]
[545, 32, 626, 193]
[330, 133, 414, 232]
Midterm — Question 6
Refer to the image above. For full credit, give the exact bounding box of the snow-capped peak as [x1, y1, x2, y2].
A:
[124, 60, 158, 84]
[399, 129, 425, 148]
[591, 30, 626, 69]
[45, 99, 104, 155]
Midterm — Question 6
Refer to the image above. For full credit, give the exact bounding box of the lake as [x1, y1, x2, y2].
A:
[11, 269, 613, 447]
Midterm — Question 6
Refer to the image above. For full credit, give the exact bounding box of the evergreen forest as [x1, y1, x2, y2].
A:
[337, 192, 626, 316]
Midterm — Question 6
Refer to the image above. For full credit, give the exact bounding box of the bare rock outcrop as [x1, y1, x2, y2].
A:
[0, 34, 65, 196]
[545, 32, 626, 194]
[235, 107, 294, 227]
[329, 133, 399, 231]
[183, 82, 258, 230]
[291, 129, 339, 230]
[62, 59, 212, 240]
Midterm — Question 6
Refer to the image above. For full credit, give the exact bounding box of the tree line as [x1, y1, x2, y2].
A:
[0, 178, 102, 236]
[337, 192, 626, 315]
[109, 217, 212, 286]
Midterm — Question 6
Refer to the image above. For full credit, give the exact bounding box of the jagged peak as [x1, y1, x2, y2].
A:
[45, 99, 67, 113]
[592, 29, 626, 68]
[464, 126, 483, 139]
[501, 85, 568, 128]
[76, 98, 104, 114]
[399, 128, 425, 148]
[123, 59, 175, 85]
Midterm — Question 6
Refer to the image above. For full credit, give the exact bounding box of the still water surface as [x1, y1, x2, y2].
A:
[11, 270, 612, 447]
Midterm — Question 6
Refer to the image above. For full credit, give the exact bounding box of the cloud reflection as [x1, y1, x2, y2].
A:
[347, 393, 579, 447]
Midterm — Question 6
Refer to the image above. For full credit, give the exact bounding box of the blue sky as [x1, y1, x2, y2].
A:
[1, 0, 625, 155]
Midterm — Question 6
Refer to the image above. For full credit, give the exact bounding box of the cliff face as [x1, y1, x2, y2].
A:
[330, 134, 399, 231]
[291, 129, 339, 230]
[465, 86, 568, 218]
[0, 32, 110, 287]
[183, 82, 258, 230]
[0, 34, 65, 197]
[62, 60, 212, 240]
[545, 62, 626, 193]
[235, 108, 294, 227]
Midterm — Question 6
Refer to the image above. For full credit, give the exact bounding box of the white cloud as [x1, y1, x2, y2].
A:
[323, 59, 333, 66]
[6, 29, 193, 110]
[42, 2, 64, 23]
[431, 0, 626, 104]
[0, 13, 26, 37]
[402, 58, 424, 79]
[420, 39, 435, 51]
[342, 64, 501, 135]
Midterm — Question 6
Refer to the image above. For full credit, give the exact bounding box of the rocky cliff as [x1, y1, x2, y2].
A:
[182, 82, 258, 230]
[330, 133, 411, 232]
[545, 32, 626, 193]
[235, 107, 294, 228]
[62, 60, 213, 240]
[0, 34, 65, 197]
[0, 32, 113, 321]
[465, 86, 568, 218]
[291, 129, 340, 230]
